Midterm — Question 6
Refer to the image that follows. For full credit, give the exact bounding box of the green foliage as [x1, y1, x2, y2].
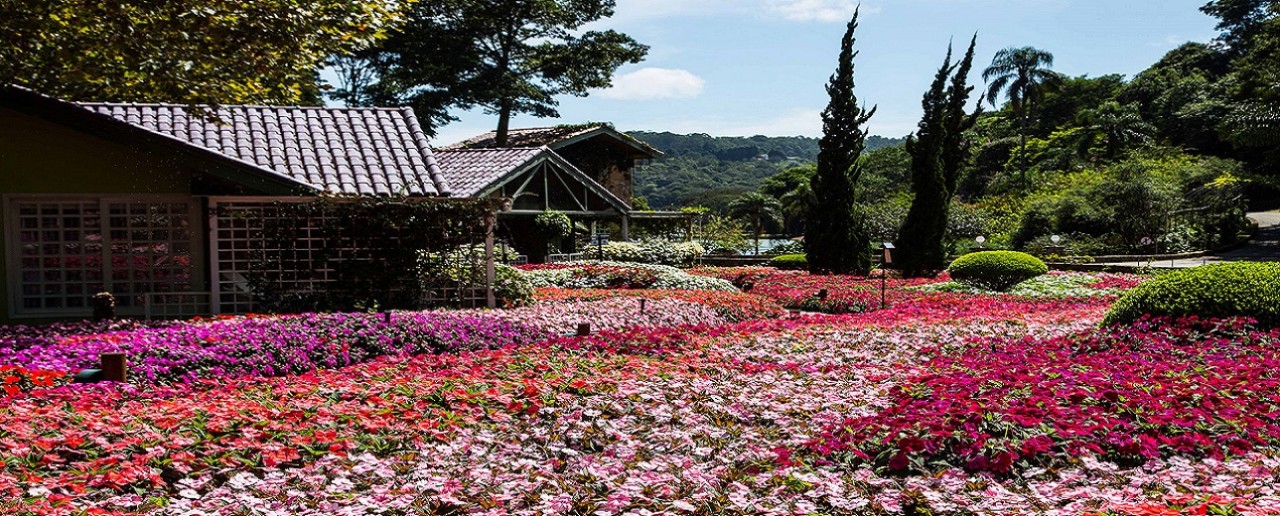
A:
[808, 11, 875, 275]
[769, 254, 808, 270]
[692, 214, 750, 254]
[1104, 262, 1280, 326]
[948, 251, 1049, 291]
[0, 0, 402, 106]
[1009, 153, 1249, 253]
[334, 0, 647, 140]
[898, 38, 979, 278]
[597, 239, 705, 267]
[431, 262, 534, 308]
[629, 133, 905, 211]
[238, 197, 501, 312]
[764, 240, 806, 256]
[982, 46, 1062, 190]
[1075, 101, 1156, 160]
[534, 211, 573, 239]
[728, 192, 785, 255]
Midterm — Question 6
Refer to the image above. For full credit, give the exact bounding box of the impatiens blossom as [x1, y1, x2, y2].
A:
[4, 269, 1274, 514]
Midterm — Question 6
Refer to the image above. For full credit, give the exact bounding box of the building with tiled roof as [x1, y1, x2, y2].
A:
[0, 86, 485, 321]
[80, 103, 451, 197]
[443, 124, 662, 205]
[0, 86, 686, 321]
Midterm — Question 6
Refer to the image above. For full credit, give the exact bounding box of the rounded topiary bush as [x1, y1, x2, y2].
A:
[947, 251, 1048, 291]
[770, 254, 808, 270]
[1103, 262, 1280, 326]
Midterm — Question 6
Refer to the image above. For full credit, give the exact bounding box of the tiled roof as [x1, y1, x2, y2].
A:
[443, 124, 661, 157]
[433, 148, 545, 197]
[80, 103, 450, 196]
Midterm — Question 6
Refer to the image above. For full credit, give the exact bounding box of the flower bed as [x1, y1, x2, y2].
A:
[804, 316, 1280, 475]
[1, 294, 1114, 514]
[488, 297, 730, 335]
[2, 269, 1272, 514]
[533, 288, 788, 322]
[691, 267, 950, 313]
[521, 261, 738, 292]
[0, 312, 547, 386]
[918, 271, 1148, 298]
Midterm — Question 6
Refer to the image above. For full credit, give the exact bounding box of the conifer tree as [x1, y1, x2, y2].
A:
[806, 10, 876, 275]
[897, 37, 980, 277]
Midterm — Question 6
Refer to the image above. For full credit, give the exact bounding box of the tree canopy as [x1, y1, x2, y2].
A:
[0, 0, 403, 106]
[332, 0, 648, 143]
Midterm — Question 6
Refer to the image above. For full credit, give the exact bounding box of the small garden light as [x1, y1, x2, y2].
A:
[880, 243, 896, 309]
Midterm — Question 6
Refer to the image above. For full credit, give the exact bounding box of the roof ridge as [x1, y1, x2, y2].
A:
[76, 101, 407, 112]
[435, 147, 544, 152]
[399, 107, 452, 196]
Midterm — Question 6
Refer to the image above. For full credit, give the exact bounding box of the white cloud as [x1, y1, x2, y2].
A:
[598, 68, 706, 101]
[767, 0, 865, 22]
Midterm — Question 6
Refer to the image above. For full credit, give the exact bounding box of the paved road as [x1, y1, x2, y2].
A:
[1115, 211, 1280, 268]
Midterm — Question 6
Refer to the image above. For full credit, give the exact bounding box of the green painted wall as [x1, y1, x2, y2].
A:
[0, 106, 203, 323]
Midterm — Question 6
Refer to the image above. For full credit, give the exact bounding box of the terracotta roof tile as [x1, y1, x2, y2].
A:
[432, 148, 545, 197]
[79, 103, 451, 196]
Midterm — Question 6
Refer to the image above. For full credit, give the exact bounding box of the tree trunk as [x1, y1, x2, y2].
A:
[496, 99, 513, 147]
[494, 24, 515, 148]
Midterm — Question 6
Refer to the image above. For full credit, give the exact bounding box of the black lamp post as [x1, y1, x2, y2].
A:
[880, 243, 895, 309]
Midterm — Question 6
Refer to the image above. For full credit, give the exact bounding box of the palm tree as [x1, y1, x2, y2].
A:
[778, 179, 814, 235]
[982, 46, 1060, 188]
[728, 192, 784, 255]
[1077, 101, 1155, 160]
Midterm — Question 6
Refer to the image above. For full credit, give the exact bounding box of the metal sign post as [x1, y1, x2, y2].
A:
[592, 233, 609, 260]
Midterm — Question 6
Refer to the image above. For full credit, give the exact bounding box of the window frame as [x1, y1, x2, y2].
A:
[3, 194, 204, 319]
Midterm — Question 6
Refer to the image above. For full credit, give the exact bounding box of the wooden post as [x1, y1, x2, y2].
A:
[620, 215, 630, 241]
[485, 212, 497, 309]
[639, 298, 646, 314]
[383, 311, 392, 324]
[101, 353, 127, 383]
[576, 323, 591, 336]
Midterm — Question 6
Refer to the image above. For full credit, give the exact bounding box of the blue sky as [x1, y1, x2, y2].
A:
[428, 0, 1221, 146]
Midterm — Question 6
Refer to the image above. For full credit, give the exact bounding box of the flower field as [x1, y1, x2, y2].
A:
[4, 269, 1280, 514]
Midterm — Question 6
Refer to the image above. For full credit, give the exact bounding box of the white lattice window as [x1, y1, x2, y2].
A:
[5, 196, 200, 317]
[211, 200, 334, 314]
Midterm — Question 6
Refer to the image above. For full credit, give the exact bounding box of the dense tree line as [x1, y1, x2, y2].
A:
[629, 133, 903, 210]
[753, 0, 1273, 266]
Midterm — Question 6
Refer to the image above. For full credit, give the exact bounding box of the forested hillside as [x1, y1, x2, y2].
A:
[629, 131, 904, 209]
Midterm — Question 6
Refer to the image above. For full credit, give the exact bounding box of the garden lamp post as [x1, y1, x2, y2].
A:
[1047, 234, 1065, 257]
[880, 243, 895, 310]
[975, 235, 987, 251]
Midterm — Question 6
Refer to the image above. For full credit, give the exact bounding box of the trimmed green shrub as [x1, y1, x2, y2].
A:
[1104, 262, 1280, 326]
[770, 254, 808, 270]
[947, 251, 1048, 291]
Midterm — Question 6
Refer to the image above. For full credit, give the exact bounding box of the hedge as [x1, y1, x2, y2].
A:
[770, 254, 808, 270]
[948, 251, 1048, 291]
[1104, 262, 1280, 326]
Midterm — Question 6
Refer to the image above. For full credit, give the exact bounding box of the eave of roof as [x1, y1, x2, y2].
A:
[436, 146, 632, 213]
[0, 85, 314, 196]
[442, 124, 664, 159]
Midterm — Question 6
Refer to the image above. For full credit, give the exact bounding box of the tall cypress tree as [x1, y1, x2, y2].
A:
[806, 10, 875, 275]
[897, 37, 980, 277]
[943, 37, 981, 195]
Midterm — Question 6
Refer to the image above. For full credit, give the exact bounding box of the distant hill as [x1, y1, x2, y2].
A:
[628, 131, 905, 209]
